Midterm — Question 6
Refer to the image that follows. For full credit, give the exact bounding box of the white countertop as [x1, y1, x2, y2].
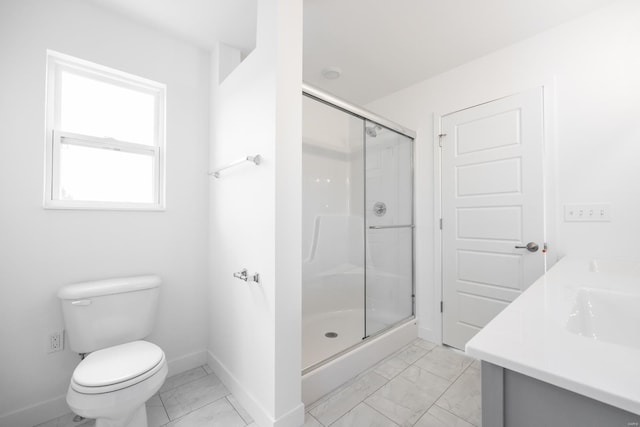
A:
[466, 256, 640, 415]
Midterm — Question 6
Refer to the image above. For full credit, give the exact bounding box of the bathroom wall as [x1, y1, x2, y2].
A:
[0, 1, 210, 425]
[208, 1, 303, 426]
[366, 0, 640, 342]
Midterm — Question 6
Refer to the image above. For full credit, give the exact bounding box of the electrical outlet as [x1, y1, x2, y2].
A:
[564, 204, 611, 222]
[48, 330, 64, 353]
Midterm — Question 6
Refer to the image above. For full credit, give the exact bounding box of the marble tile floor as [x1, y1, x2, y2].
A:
[36, 339, 480, 427]
[306, 339, 481, 427]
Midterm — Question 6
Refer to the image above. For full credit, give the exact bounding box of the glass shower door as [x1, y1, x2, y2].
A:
[301, 96, 366, 371]
[364, 121, 414, 337]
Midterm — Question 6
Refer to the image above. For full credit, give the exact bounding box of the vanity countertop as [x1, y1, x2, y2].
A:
[466, 256, 640, 415]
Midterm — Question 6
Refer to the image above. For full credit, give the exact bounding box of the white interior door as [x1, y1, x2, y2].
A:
[441, 88, 545, 350]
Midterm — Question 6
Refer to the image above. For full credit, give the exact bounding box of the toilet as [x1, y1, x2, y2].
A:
[58, 276, 168, 427]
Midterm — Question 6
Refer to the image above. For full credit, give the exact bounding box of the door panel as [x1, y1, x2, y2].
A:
[441, 88, 545, 350]
[457, 157, 521, 196]
[457, 250, 522, 290]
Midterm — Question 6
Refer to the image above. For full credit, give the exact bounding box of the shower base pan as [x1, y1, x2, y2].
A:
[301, 317, 417, 405]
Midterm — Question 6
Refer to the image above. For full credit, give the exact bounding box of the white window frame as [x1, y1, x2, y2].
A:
[44, 50, 166, 210]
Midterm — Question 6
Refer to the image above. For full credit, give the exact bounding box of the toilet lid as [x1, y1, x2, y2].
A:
[73, 341, 164, 388]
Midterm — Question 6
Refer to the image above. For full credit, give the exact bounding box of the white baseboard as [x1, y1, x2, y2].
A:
[206, 350, 304, 427]
[166, 349, 208, 377]
[418, 326, 441, 345]
[0, 393, 68, 427]
[273, 402, 305, 427]
[0, 348, 208, 427]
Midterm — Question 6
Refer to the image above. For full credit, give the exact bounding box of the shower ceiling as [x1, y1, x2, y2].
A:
[87, 0, 617, 104]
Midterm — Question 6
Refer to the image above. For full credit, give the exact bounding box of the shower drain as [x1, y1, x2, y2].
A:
[325, 332, 338, 338]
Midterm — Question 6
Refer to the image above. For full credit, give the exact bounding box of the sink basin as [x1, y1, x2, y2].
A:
[566, 288, 640, 350]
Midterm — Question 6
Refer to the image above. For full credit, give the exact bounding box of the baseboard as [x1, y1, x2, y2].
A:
[166, 349, 208, 377]
[418, 326, 440, 345]
[206, 350, 304, 427]
[0, 393, 68, 427]
[0, 348, 208, 427]
[273, 402, 305, 427]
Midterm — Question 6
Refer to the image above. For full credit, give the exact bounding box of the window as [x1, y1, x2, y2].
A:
[45, 51, 166, 210]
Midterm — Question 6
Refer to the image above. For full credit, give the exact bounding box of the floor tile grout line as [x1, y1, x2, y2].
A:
[306, 369, 384, 412]
[430, 404, 479, 427]
[306, 412, 323, 427]
[432, 402, 478, 427]
[426, 367, 480, 427]
[403, 349, 477, 426]
[324, 342, 438, 426]
[158, 365, 209, 396]
[162, 391, 232, 422]
[157, 392, 171, 425]
[306, 368, 374, 411]
[389, 354, 450, 427]
[307, 341, 440, 425]
[362, 401, 402, 426]
[362, 367, 437, 427]
[368, 340, 437, 382]
[306, 340, 437, 412]
[312, 371, 393, 426]
[224, 395, 252, 426]
[411, 348, 475, 384]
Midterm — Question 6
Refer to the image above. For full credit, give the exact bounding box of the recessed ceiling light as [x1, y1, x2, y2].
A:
[321, 67, 342, 80]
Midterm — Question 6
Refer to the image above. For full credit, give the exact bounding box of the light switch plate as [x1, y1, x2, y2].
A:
[564, 204, 611, 222]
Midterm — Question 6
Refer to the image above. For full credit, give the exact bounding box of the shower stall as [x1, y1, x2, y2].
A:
[301, 85, 416, 399]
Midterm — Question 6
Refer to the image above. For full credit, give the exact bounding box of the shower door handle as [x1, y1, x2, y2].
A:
[368, 224, 415, 230]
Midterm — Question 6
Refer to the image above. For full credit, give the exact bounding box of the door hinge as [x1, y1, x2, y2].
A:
[438, 133, 447, 147]
[440, 301, 444, 313]
[439, 218, 443, 230]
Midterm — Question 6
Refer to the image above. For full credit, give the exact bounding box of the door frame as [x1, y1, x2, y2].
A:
[432, 82, 559, 345]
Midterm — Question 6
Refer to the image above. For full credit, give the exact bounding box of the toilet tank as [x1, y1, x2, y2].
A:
[58, 275, 161, 354]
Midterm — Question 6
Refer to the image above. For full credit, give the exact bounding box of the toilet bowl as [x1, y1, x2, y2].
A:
[66, 341, 168, 427]
[58, 276, 167, 427]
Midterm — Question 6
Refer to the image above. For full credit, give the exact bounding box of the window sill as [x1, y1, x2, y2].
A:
[43, 200, 165, 211]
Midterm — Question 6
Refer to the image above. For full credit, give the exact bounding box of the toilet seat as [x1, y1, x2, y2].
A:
[71, 341, 165, 394]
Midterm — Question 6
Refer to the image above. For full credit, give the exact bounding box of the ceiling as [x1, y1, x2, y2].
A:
[304, 0, 616, 104]
[88, 0, 617, 104]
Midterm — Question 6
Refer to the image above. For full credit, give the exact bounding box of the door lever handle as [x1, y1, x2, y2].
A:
[515, 242, 539, 252]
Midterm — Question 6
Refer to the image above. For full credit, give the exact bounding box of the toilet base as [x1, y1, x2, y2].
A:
[67, 348, 167, 427]
[95, 405, 147, 427]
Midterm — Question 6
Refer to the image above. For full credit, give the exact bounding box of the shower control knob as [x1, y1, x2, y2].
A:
[515, 242, 539, 252]
[373, 201, 387, 217]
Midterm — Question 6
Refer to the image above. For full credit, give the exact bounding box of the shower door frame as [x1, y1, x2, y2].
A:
[302, 83, 417, 374]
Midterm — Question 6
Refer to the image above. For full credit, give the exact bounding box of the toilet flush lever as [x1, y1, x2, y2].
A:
[233, 269, 260, 284]
[71, 299, 92, 306]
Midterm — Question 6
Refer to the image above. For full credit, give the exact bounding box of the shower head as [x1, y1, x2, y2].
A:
[366, 125, 382, 138]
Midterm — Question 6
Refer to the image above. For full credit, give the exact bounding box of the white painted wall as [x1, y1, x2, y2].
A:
[207, 0, 303, 426]
[366, 0, 640, 343]
[0, 1, 210, 425]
